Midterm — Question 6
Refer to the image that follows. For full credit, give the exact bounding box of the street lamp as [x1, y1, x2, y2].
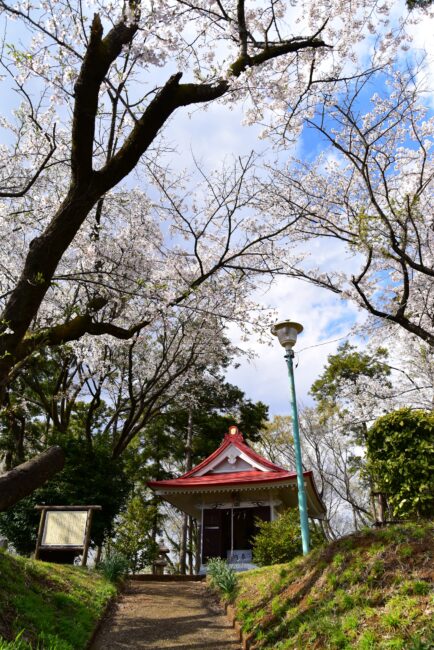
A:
[271, 319, 310, 555]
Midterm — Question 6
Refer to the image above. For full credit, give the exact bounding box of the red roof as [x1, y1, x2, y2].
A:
[181, 428, 284, 477]
[148, 426, 309, 491]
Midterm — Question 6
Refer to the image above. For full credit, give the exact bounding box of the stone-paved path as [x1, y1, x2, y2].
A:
[91, 581, 240, 649]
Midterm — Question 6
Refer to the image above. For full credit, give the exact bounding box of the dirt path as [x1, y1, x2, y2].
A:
[91, 580, 240, 649]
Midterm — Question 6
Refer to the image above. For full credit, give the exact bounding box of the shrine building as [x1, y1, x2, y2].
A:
[148, 425, 326, 572]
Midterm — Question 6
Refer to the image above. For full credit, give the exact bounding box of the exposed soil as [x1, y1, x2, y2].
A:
[91, 580, 240, 649]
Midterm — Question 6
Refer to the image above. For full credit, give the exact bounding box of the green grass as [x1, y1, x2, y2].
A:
[232, 522, 434, 650]
[0, 550, 116, 649]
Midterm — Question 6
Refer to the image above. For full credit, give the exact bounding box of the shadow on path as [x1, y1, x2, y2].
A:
[91, 581, 240, 649]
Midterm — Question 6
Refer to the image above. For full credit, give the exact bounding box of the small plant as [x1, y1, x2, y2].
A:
[412, 581, 431, 596]
[397, 544, 413, 559]
[357, 630, 378, 649]
[0, 631, 28, 650]
[207, 557, 238, 601]
[0, 631, 70, 650]
[400, 580, 431, 596]
[97, 553, 129, 582]
[383, 611, 402, 629]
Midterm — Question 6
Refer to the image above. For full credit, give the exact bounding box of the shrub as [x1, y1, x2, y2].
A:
[366, 408, 434, 518]
[97, 553, 129, 582]
[252, 508, 324, 566]
[207, 557, 238, 601]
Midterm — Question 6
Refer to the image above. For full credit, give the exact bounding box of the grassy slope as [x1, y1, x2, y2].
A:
[0, 550, 116, 649]
[233, 522, 434, 650]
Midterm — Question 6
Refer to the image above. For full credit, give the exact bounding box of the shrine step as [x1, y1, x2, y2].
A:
[130, 574, 205, 582]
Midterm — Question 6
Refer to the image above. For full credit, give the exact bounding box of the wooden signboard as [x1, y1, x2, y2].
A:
[35, 505, 101, 566]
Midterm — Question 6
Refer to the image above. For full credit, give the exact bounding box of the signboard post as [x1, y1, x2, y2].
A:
[35, 505, 101, 566]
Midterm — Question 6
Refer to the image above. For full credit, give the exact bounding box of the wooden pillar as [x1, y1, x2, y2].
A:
[200, 505, 204, 567]
[35, 508, 47, 560]
[229, 506, 234, 560]
[194, 519, 201, 574]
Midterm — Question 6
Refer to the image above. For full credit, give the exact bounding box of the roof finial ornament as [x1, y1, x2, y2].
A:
[225, 424, 243, 442]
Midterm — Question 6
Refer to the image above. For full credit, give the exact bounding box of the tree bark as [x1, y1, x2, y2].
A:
[188, 514, 194, 575]
[179, 513, 188, 575]
[179, 409, 193, 574]
[194, 519, 201, 575]
[0, 446, 65, 511]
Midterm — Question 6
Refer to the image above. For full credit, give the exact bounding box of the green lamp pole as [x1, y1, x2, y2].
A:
[272, 320, 310, 555]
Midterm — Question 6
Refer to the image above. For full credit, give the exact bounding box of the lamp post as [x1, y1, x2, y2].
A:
[271, 320, 310, 555]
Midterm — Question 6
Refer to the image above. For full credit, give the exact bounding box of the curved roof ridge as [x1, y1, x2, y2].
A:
[178, 425, 287, 479]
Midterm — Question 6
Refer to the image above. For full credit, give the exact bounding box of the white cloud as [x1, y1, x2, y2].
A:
[225, 276, 365, 417]
[159, 98, 271, 177]
[401, 3, 434, 99]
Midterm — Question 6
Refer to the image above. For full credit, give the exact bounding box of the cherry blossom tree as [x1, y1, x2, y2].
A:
[264, 68, 434, 346]
[384, 337, 434, 410]
[254, 412, 372, 539]
[0, 0, 415, 391]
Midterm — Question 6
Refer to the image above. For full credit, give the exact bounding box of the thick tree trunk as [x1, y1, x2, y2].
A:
[0, 446, 65, 511]
[378, 493, 387, 524]
[179, 513, 188, 575]
[194, 520, 201, 575]
[95, 544, 103, 566]
[188, 515, 195, 575]
[179, 410, 193, 574]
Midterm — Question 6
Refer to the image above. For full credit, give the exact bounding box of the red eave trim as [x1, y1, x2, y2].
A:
[148, 469, 314, 490]
[148, 469, 326, 515]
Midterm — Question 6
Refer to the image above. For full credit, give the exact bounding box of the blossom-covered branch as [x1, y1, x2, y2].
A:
[264, 68, 434, 346]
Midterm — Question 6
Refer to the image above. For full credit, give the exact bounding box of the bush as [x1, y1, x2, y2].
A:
[207, 558, 238, 601]
[97, 553, 129, 582]
[366, 408, 434, 518]
[252, 508, 324, 566]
